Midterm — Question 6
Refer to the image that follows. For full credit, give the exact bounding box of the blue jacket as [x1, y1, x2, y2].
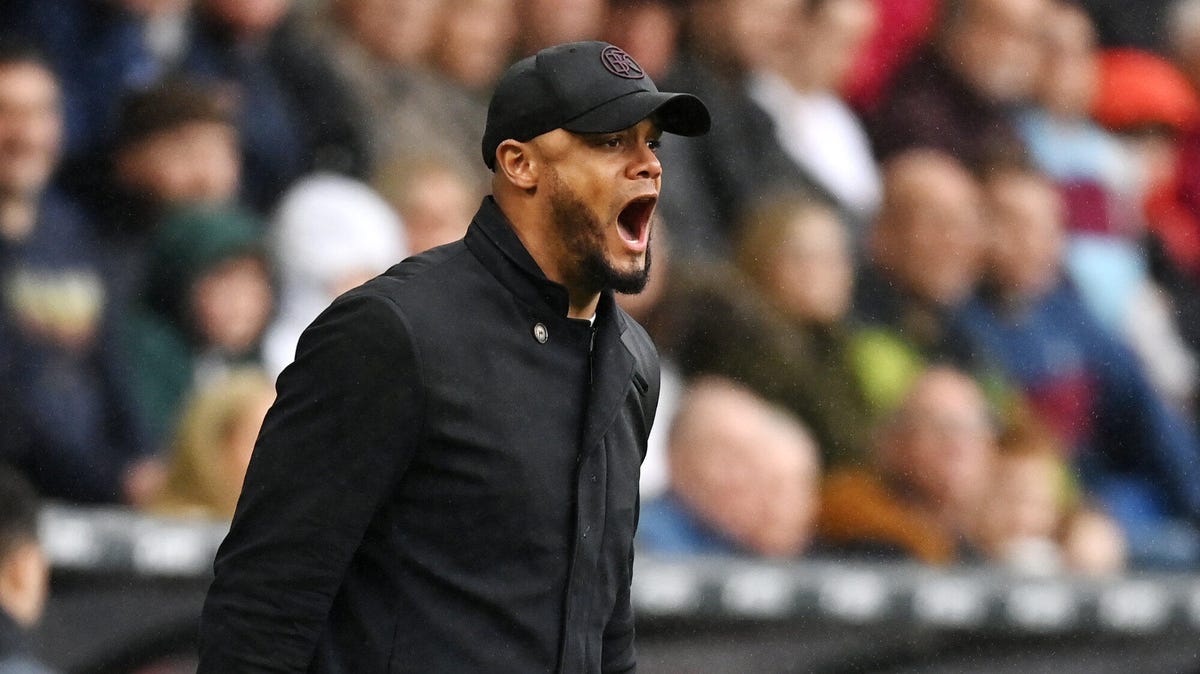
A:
[955, 282, 1200, 520]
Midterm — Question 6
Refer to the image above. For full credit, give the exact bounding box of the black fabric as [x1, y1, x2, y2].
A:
[198, 197, 659, 673]
[482, 41, 709, 168]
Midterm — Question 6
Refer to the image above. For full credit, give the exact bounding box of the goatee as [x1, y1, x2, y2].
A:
[548, 173, 652, 295]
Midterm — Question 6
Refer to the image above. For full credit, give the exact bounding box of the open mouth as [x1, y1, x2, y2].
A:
[617, 196, 656, 249]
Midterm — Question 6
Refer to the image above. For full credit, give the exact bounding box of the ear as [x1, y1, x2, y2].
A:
[495, 140, 539, 192]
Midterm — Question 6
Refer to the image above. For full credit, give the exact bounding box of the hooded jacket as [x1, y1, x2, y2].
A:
[122, 206, 267, 447]
[198, 197, 659, 673]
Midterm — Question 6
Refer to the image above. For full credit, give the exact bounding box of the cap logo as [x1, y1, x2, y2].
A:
[600, 46, 645, 79]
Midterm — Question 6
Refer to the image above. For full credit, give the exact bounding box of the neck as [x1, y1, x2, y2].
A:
[495, 190, 602, 320]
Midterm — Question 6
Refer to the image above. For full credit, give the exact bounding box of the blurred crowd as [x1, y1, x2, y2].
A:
[8, 2, 1200, 636]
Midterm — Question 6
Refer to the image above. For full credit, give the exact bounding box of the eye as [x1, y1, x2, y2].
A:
[647, 138, 661, 153]
[604, 137, 622, 148]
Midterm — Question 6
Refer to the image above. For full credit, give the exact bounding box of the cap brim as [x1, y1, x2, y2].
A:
[562, 90, 711, 137]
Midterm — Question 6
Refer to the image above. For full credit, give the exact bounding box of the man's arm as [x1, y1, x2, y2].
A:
[198, 289, 424, 672]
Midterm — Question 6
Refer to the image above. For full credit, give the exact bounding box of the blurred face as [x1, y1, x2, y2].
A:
[673, 383, 820, 557]
[0, 62, 61, 200]
[986, 172, 1065, 300]
[794, 0, 877, 90]
[603, 2, 679, 80]
[942, 0, 1047, 103]
[885, 369, 995, 513]
[877, 155, 986, 306]
[191, 256, 273, 353]
[520, 0, 606, 53]
[766, 206, 854, 324]
[116, 122, 240, 205]
[529, 119, 663, 295]
[434, 0, 518, 89]
[1036, 3, 1098, 119]
[979, 453, 1060, 554]
[202, 0, 291, 37]
[401, 167, 475, 254]
[339, 0, 443, 66]
[730, 0, 803, 72]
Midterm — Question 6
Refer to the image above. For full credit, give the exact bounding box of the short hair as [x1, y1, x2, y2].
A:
[0, 34, 53, 72]
[0, 464, 40, 563]
[114, 79, 236, 151]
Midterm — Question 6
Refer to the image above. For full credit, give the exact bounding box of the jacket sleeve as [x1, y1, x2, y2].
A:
[197, 290, 424, 672]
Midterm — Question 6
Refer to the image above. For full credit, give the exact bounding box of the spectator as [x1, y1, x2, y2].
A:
[851, 149, 990, 412]
[1108, 70, 1200, 385]
[0, 39, 149, 503]
[734, 193, 876, 466]
[514, 0, 607, 56]
[264, 173, 406, 378]
[818, 366, 995, 564]
[956, 164, 1200, 567]
[749, 0, 883, 228]
[121, 206, 274, 450]
[638, 377, 821, 558]
[181, 0, 371, 212]
[100, 79, 241, 322]
[430, 0, 518, 92]
[373, 153, 480, 255]
[315, 0, 491, 191]
[1014, 2, 1197, 409]
[603, 0, 681, 81]
[0, 465, 52, 674]
[9, 0, 193, 162]
[975, 417, 1127, 576]
[1018, 1, 1142, 238]
[655, 0, 827, 261]
[149, 368, 275, 519]
[869, 0, 1046, 170]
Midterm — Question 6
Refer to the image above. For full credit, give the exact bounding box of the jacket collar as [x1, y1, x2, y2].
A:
[465, 197, 639, 453]
[465, 196, 624, 329]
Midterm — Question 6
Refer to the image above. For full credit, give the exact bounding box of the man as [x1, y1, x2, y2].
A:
[197, 41, 709, 672]
[869, 0, 1047, 170]
[638, 377, 821, 557]
[0, 38, 148, 503]
[0, 464, 53, 674]
[818, 366, 996, 564]
[851, 149, 989, 412]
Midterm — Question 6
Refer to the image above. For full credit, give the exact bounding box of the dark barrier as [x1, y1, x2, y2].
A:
[29, 506, 1200, 673]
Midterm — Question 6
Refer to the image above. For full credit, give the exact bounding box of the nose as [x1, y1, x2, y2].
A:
[629, 142, 662, 182]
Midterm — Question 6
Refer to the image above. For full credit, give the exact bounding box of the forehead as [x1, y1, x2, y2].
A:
[0, 61, 58, 95]
[570, 117, 662, 138]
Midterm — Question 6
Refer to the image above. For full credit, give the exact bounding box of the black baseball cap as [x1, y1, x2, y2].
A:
[482, 41, 711, 170]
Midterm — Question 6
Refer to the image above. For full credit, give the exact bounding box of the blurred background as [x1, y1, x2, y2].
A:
[5, 0, 1200, 671]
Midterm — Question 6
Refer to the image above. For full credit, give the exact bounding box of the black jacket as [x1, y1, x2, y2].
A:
[197, 197, 660, 673]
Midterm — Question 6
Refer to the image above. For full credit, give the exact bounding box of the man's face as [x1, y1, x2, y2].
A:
[886, 369, 996, 513]
[0, 62, 61, 200]
[878, 155, 986, 307]
[985, 172, 1065, 300]
[116, 121, 240, 206]
[535, 118, 663, 295]
[943, 0, 1047, 103]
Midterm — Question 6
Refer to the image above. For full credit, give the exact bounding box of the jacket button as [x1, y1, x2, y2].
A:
[533, 323, 548, 343]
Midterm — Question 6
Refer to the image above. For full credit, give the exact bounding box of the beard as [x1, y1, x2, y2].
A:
[547, 170, 651, 295]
